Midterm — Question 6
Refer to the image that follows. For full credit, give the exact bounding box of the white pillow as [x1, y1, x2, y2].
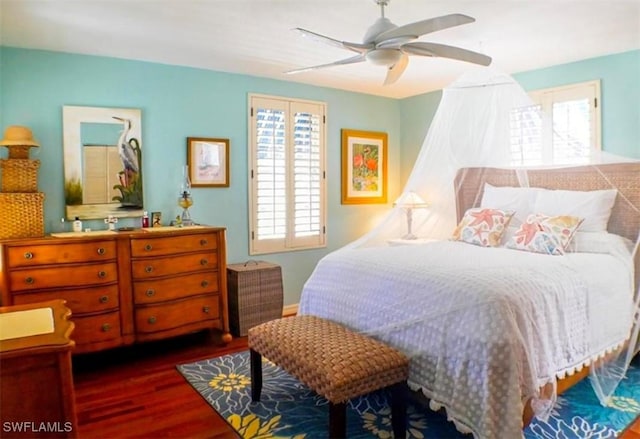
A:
[567, 231, 635, 255]
[480, 183, 540, 226]
[532, 188, 617, 232]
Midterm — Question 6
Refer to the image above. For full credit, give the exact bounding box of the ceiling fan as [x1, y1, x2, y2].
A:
[285, 0, 492, 85]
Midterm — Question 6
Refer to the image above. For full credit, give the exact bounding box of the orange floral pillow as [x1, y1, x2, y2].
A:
[505, 213, 583, 255]
[452, 208, 514, 247]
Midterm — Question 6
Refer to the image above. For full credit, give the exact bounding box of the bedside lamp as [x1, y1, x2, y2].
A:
[394, 191, 429, 240]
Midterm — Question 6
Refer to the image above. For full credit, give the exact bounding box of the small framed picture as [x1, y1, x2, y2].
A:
[187, 137, 230, 187]
[151, 211, 162, 227]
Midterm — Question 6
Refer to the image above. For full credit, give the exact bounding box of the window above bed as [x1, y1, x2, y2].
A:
[509, 80, 601, 166]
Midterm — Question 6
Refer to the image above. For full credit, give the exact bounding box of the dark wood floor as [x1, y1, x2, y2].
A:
[73, 331, 246, 439]
[72, 331, 640, 439]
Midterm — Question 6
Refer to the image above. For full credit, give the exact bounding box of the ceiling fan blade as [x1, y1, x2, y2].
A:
[383, 53, 409, 86]
[284, 54, 366, 74]
[294, 28, 373, 54]
[375, 14, 475, 45]
[402, 42, 492, 66]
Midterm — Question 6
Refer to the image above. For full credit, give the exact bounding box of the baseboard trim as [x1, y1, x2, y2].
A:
[282, 303, 298, 317]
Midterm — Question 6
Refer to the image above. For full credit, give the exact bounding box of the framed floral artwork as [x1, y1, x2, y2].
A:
[341, 129, 388, 204]
[187, 137, 230, 187]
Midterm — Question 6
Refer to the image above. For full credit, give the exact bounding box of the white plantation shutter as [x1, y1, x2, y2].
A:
[510, 104, 543, 166]
[249, 95, 326, 254]
[510, 80, 600, 166]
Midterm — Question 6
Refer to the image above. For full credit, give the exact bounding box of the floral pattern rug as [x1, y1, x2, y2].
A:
[177, 351, 640, 438]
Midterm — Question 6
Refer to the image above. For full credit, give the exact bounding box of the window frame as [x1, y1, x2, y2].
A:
[511, 79, 601, 166]
[248, 93, 327, 255]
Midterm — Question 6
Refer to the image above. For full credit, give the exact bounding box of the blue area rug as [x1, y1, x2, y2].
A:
[177, 351, 640, 438]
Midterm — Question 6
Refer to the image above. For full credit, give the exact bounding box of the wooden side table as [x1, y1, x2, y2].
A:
[0, 299, 77, 438]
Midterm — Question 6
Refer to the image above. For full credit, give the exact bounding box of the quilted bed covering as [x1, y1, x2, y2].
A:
[299, 240, 634, 438]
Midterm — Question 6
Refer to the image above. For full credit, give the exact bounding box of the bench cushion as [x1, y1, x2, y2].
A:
[248, 315, 409, 403]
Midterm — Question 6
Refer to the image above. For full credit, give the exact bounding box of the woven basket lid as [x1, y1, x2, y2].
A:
[0, 126, 40, 147]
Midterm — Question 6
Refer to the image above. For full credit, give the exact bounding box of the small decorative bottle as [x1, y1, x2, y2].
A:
[142, 211, 150, 228]
[72, 217, 83, 232]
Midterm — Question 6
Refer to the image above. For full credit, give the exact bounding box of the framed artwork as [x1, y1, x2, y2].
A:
[151, 211, 162, 227]
[341, 129, 388, 204]
[187, 137, 230, 187]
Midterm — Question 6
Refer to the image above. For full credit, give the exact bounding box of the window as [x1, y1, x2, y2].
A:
[510, 80, 601, 166]
[248, 94, 326, 255]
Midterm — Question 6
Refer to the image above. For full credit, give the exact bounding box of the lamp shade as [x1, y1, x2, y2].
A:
[394, 191, 428, 208]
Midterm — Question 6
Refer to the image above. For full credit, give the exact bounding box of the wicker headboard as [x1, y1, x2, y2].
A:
[455, 163, 640, 354]
[454, 163, 640, 242]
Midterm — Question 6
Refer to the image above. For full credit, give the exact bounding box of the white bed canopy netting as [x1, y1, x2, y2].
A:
[300, 67, 639, 438]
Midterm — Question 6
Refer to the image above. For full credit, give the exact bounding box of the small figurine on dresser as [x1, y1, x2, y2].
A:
[0, 125, 46, 239]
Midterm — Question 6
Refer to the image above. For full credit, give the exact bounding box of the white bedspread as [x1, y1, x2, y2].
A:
[299, 240, 633, 439]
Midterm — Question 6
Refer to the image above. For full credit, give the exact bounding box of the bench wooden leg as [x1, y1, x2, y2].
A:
[249, 349, 262, 402]
[390, 382, 407, 438]
[329, 401, 346, 439]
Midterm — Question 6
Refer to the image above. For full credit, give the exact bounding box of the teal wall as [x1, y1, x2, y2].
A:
[398, 50, 640, 180]
[0, 47, 401, 306]
[1, 47, 638, 306]
[514, 50, 640, 160]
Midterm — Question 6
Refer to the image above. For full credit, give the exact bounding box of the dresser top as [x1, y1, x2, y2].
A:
[0, 225, 226, 246]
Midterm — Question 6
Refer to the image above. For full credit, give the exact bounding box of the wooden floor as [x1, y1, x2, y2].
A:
[73, 331, 640, 439]
[73, 331, 246, 439]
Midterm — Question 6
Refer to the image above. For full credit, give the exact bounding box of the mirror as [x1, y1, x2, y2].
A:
[63, 106, 143, 220]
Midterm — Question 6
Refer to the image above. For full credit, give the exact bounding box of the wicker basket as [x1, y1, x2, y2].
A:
[6, 145, 35, 159]
[1, 159, 40, 192]
[227, 260, 284, 337]
[0, 193, 45, 239]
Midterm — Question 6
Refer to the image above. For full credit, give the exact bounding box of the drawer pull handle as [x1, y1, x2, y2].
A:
[200, 239, 208, 246]
[201, 280, 209, 288]
[23, 252, 34, 259]
[145, 289, 155, 297]
[145, 244, 153, 251]
[145, 266, 154, 273]
[148, 316, 157, 324]
[97, 247, 106, 255]
[200, 258, 208, 266]
[98, 271, 107, 278]
[202, 306, 210, 314]
[101, 323, 111, 332]
[25, 276, 35, 285]
[99, 295, 109, 303]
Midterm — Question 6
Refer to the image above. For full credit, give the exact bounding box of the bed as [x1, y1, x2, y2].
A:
[299, 163, 639, 439]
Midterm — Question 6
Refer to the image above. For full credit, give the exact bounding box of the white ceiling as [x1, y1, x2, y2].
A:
[1, 0, 639, 99]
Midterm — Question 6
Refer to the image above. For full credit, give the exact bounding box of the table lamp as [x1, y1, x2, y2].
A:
[394, 191, 429, 239]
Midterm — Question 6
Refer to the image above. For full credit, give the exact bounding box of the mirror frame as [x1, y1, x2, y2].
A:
[62, 105, 143, 220]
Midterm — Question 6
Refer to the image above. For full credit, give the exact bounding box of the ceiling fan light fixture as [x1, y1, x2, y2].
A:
[366, 48, 402, 66]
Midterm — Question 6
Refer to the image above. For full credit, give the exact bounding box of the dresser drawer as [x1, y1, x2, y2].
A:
[131, 251, 217, 279]
[135, 295, 219, 333]
[72, 311, 122, 345]
[9, 262, 118, 292]
[12, 285, 119, 314]
[130, 233, 217, 257]
[133, 271, 219, 304]
[5, 240, 116, 268]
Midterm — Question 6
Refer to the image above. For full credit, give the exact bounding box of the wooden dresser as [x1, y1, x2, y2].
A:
[0, 226, 230, 354]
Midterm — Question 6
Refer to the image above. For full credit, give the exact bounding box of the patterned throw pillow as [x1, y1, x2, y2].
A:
[505, 213, 583, 255]
[452, 208, 514, 247]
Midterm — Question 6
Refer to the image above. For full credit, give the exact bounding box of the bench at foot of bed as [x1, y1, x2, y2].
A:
[248, 315, 409, 438]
